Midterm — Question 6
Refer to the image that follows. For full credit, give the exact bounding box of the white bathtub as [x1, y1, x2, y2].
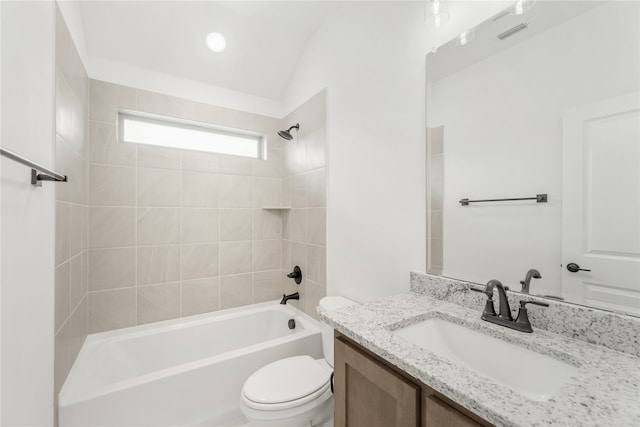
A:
[58, 301, 323, 427]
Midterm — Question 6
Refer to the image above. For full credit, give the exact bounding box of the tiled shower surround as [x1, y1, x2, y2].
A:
[282, 91, 328, 319]
[54, 8, 89, 406]
[86, 80, 327, 331]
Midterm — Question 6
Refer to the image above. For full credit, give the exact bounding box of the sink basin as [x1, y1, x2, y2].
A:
[392, 317, 578, 401]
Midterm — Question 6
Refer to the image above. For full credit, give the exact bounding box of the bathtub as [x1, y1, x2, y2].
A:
[58, 301, 323, 427]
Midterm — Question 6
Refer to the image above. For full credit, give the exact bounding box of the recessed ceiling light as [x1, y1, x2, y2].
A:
[206, 32, 226, 53]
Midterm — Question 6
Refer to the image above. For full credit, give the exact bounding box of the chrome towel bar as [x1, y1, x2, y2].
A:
[459, 194, 547, 206]
[0, 147, 67, 186]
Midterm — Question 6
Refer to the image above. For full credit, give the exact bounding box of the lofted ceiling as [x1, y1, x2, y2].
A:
[78, 1, 342, 102]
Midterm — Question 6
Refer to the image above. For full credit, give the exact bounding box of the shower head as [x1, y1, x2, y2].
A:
[278, 123, 300, 141]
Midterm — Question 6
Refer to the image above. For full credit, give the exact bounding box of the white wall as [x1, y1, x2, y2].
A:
[428, 2, 640, 295]
[284, 2, 429, 301]
[55, 0, 87, 67]
[1, 1, 56, 425]
[282, 1, 513, 302]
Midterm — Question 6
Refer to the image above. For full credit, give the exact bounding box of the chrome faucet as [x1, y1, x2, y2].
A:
[520, 269, 542, 293]
[471, 279, 549, 333]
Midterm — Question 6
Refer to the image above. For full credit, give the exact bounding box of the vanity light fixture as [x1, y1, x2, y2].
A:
[206, 32, 226, 53]
[455, 28, 476, 46]
[509, 0, 536, 16]
[497, 23, 529, 40]
[429, 0, 449, 27]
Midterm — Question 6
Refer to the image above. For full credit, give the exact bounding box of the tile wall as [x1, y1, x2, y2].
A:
[281, 90, 327, 320]
[54, 6, 89, 413]
[87, 80, 292, 332]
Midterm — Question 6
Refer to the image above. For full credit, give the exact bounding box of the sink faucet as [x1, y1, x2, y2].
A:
[471, 280, 549, 333]
[280, 292, 300, 305]
[483, 279, 512, 320]
[520, 269, 542, 293]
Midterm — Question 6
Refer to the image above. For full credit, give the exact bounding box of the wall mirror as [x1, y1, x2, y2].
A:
[426, 0, 639, 316]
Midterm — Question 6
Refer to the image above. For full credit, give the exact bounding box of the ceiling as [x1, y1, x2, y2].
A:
[78, 1, 342, 102]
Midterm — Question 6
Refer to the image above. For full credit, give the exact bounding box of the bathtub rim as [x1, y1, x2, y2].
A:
[83, 300, 316, 344]
[59, 300, 322, 406]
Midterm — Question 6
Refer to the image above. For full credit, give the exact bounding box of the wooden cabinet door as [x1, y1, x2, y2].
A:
[424, 395, 482, 427]
[334, 337, 420, 427]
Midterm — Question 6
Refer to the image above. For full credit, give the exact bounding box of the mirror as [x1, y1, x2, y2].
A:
[426, 1, 640, 316]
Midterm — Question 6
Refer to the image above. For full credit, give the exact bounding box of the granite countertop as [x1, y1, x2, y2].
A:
[322, 292, 640, 427]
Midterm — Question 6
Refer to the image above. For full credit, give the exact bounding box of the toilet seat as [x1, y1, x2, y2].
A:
[241, 355, 331, 411]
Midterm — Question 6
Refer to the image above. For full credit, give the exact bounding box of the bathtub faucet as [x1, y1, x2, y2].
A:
[280, 292, 300, 305]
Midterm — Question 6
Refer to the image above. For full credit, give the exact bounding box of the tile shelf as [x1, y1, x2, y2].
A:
[261, 206, 292, 210]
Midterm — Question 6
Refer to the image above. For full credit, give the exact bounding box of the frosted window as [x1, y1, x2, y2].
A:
[118, 111, 263, 159]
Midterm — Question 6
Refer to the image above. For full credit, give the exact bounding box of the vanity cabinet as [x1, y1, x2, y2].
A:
[334, 333, 491, 427]
[423, 395, 481, 427]
[334, 332, 420, 427]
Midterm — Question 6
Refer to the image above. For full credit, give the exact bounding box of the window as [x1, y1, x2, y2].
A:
[118, 111, 264, 159]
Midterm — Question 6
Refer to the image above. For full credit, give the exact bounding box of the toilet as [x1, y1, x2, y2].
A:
[239, 296, 357, 427]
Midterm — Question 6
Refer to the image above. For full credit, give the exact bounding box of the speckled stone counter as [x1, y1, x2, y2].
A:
[322, 291, 640, 427]
[410, 272, 640, 357]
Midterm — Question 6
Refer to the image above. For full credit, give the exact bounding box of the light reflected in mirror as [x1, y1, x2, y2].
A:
[426, 0, 640, 316]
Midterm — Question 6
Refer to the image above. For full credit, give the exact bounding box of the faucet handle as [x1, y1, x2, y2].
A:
[286, 266, 303, 284]
[515, 300, 549, 332]
[468, 285, 509, 292]
[520, 300, 549, 309]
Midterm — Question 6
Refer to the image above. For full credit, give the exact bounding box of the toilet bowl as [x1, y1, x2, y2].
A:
[239, 296, 357, 427]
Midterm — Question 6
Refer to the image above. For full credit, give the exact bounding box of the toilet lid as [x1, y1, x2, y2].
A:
[242, 356, 330, 405]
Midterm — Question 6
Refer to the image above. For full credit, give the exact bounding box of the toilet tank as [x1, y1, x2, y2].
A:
[317, 296, 357, 367]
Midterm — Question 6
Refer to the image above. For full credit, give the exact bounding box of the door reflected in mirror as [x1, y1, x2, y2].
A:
[426, 0, 640, 316]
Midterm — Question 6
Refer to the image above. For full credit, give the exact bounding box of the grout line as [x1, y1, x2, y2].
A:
[134, 140, 139, 325]
[55, 250, 85, 270]
[87, 239, 291, 252]
[136, 282, 181, 290]
[90, 158, 281, 177]
[89, 205, 272, 211]
[89, 158, 282, 179]
[88, 118, 118, 126]
[83, 271, 277, 295]
[55, 293, 88, 337]
[85, 112, 91, 335]
[179, 149, 183, 317]
[90, 205, 177, 209]
[217, 157, 222, 312]
[57, 199, 89, 209]
[87, 286, 137, 295]
[56, 131, 85, 163]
